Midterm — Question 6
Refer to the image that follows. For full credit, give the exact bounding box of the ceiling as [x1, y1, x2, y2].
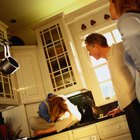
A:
[0, 0, 96, 32]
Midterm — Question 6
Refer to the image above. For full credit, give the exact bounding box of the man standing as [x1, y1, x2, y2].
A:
[85, 33, 140, 140]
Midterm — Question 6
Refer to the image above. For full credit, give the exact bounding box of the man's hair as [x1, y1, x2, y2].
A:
[85, 33, 108, 47]
[111, 0, 140, 15]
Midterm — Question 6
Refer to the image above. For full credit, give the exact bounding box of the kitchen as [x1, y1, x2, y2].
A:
[0, 0, 134, 139]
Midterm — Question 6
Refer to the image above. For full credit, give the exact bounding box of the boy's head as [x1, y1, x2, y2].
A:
[47, 93, 56, 100]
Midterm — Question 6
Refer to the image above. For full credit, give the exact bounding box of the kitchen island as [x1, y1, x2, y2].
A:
[28, 112, 132, 140]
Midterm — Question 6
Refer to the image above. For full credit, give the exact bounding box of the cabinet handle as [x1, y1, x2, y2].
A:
[22, 91, 26, 96]
[90, 136, 96, 140]
[117, 125, 121, 129]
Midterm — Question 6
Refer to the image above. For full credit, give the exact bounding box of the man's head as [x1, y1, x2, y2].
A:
[85, 33, 109, 60]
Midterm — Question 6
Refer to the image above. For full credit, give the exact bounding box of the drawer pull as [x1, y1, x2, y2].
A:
[90, 136, 96, 140]
[117, 125, 121, 129]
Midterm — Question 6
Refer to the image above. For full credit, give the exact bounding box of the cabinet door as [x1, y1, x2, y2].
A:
[35, 14, 85, 95]
[0, 73, 19, 105]
[96, 115, 131, 139]
[13, 46, 45, 104]
[72, 124, 98, 140]
[39, 132, 69, 140]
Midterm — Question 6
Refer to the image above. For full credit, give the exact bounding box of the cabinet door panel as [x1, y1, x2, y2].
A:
[13, 47, 45, 104]
[106, 133, 132, 140]
[72, 124, 97, 139]
[76, 137, 90, 140]
[76, 134, 100, 140]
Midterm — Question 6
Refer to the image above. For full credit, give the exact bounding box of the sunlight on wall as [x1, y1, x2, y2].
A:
[35, 0, 97, 18]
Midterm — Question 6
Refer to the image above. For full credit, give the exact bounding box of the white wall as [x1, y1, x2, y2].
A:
[2, 105, 30, 138]
[25, 102, 40, 136]
[8, 0, 97, 45]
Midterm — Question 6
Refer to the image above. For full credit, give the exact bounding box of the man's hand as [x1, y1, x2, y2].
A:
[107, 107, 121, 117]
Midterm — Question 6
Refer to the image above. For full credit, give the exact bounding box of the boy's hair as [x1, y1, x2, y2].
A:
[47, 93, 56, 99]
[85, 33, 108, 47]
[49, 96, 69, 122]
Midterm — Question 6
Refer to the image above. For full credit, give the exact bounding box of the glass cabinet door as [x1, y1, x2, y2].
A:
[0, 73, 14, 99]
[0, 28, 15, 101]
[40, 24, 76, 92]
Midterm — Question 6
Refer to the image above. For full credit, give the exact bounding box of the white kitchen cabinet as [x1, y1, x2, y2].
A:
[72, 124, 100, 140]
[96, 115, 132, 140]
[12, 46, 46, 104]
[33, 13, 85, 95]
[0, 20, 19, 105]
[39, 131, 70, 140]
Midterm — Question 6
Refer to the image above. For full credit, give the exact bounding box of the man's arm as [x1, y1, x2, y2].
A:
[106, 106, 121, 117]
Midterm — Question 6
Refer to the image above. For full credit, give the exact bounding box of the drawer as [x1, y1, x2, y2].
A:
[106, 133, 132, 140]
[96, 115, 130, 139]
[39, 132, 69, 140]
[76, 134, 100, 140]
[72, 124, 98, 139]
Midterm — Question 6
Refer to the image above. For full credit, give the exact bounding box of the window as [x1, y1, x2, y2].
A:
[89, 55, 115, 100]
[82, 28, 122, 100]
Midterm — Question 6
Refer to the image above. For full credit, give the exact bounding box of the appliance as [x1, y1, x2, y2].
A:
[68, 90, 96, 126]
